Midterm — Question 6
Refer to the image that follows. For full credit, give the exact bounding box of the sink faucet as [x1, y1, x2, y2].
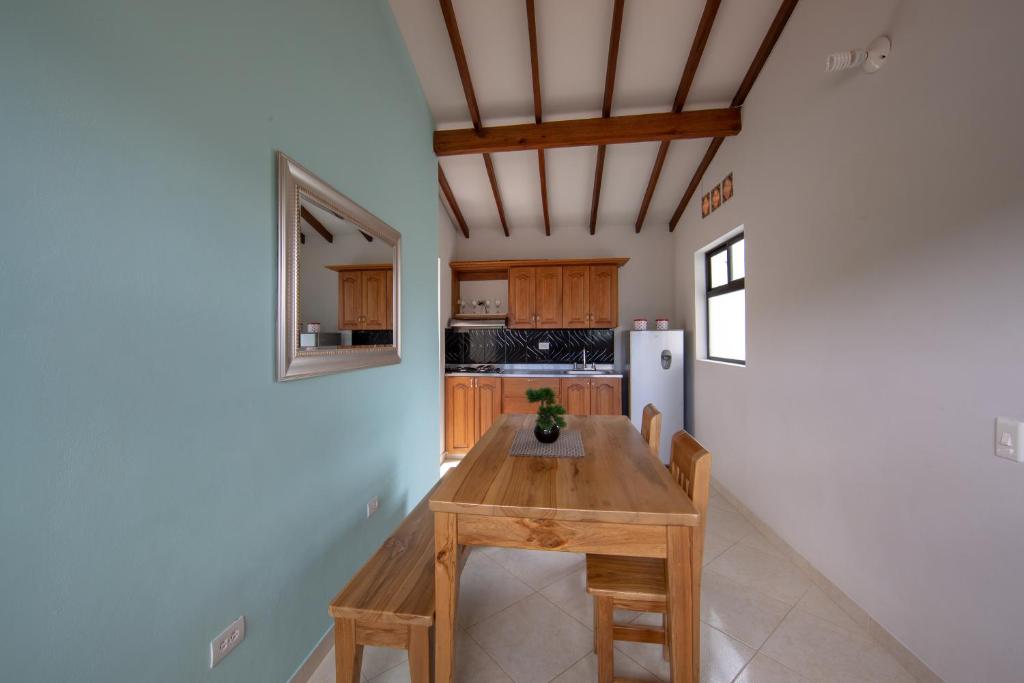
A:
[576, 348, 594, 371]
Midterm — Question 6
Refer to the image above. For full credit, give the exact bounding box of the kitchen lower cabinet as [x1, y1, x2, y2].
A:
[445, 376, 503, 456]
[560, 377, 623, 416]
[560, 378, 591, 416]
[501, 377, 560, 414]
[590, 377, 623, 415]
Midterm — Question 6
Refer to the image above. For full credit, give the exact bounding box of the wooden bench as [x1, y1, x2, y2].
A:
[328, 481, 443, 683]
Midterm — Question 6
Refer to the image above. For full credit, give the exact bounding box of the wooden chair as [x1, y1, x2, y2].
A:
[586, 430, 711, 683]
[329, 479, 454, 683]
[640, 403, 663, 460]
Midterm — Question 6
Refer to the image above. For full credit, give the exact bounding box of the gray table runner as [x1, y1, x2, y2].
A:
[509, 428, 584, 458]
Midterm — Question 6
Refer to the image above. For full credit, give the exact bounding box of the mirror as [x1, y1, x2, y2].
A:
[277, 152, 401, 380]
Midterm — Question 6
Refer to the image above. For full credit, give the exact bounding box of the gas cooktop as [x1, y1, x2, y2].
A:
[446, 364, 502, 374]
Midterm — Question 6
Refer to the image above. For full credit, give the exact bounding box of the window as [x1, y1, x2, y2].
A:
[705, 233, 745, 364]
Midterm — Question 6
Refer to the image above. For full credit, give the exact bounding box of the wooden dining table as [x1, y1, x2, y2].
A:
[429, 414, 701, 683]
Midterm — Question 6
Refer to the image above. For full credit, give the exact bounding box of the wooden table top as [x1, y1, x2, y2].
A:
[430, 415, 699, 526]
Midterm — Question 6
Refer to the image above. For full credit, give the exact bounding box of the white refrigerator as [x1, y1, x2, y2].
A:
[627, 330, 685, 463]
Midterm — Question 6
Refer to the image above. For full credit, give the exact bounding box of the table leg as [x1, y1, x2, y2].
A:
[434, 512, 458, 683]
[333, 618, 362, 683]
[666, 525, 695, 683]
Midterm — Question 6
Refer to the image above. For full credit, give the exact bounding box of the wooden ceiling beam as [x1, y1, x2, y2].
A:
[634, 0, 721, 233]
[434, 108, 740, 156]
[439, 0, 511, 236]
[300, 206, 333, 243]
[526, 0, 551, 236]
[438, 165, 470, 239]
[589, 0, 625, 235]
[669, 0, 800, 231]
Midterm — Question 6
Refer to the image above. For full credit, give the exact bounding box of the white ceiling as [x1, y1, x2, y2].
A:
[388, 0, 783, 235]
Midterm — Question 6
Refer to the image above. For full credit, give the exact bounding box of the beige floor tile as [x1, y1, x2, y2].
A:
[704, 544, 811, 607]
[455, 633, 515, 683]
[737, 531, 789, 561]
[469, 593, 594, 683]
[761, 610, 914, 683]
[458, 551, 535, 628]
[734, 652, 811, 683]
[485, 548, 585, 590]
[359, 645, 407, 680]
[701, 531, 736, 566]
[550, 651, 653, 682]
[615, 618, 755, 683]
[705, 505, 757, 542]
[700, 571, 792, 649]
[793, 585, 864, 636]
[538, 566, 646, 630]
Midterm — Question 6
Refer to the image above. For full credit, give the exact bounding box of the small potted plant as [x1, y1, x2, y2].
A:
[526, 387, 567, 444]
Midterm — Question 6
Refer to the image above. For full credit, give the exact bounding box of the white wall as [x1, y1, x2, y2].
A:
[454, 223, 678, 367]
[673, 2, 1024, 681]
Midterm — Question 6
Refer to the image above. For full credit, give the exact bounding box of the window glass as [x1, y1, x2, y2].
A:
[709, 249, 728, 288]
[708, 290, 745, 362]
[730, 239, 745, 280]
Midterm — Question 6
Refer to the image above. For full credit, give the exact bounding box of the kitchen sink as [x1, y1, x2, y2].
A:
[565, 369, 608, 375]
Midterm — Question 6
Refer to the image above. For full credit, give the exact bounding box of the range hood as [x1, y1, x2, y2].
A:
[448, 316, 507, 329]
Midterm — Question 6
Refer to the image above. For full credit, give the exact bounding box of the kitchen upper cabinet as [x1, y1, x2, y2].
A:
[535, 266, 563, 328]
[337, 266, 393, 330]
[560, 378, 591, 416]
[589, 265, 618, 329]
[590, 377, 622, 415]
[339, 272, 362, 329]
[508, 267, 536, 328]
[562, 265, 590, 328]
[361, 269, 390, 329]
[445, 376, 476, 454]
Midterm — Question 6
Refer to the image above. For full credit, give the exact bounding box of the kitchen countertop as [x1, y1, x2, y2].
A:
[445, 366, 623, 379]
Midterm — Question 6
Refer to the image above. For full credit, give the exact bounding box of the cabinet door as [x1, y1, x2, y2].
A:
[588, 265, 618, 328]
[445, 377, 476, 455]
[562, 265, 590, 329]
[560, 378, 591, 416]
[507, 267, 537, 328]
[502, 377, 559, 414]
[535, 266, 563, 328]
[361, 270, 390, 330]
[475, 377, 502, 441]
[385, 268, 393, 329]
[338, 272, 362, 329]
[590, 377, 622, 415]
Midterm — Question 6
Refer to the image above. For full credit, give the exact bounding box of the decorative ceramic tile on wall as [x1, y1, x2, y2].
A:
[445, 329, 613, 365]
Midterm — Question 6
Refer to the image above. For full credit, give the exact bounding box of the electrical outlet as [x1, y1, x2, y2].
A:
[538, 341, 550, 350]
[210, 616, 245, 668]
[366, 496, 379, 518]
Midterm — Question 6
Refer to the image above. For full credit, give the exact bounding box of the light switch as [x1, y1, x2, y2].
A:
[995, 417, 1024, 463]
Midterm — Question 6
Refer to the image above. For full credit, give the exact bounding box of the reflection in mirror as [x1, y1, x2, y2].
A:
[276, 151, 400, 381]
[297, 196, 395, 350]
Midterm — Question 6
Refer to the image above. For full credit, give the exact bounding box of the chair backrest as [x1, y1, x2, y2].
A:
[669, 430, 712, 567]
[640, 403, 663, 459]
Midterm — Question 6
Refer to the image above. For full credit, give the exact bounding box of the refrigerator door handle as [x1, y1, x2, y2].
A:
[661, 350, 672, 370]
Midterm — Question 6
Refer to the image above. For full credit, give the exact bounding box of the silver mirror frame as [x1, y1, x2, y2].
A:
[276, 152, 401, 381]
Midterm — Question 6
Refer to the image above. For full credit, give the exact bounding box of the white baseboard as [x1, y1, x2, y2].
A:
[287, 625, 333, 683]
[711, 478, 944, 683]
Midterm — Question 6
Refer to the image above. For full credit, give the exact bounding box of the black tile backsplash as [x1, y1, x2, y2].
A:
[445, 328, 613, 365]
[353, 330, 393, 346]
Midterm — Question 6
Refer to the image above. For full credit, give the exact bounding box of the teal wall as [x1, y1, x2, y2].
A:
[0, 1, 439, 681]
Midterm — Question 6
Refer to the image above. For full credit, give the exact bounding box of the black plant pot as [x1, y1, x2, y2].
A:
[534, 423, 560, 444]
